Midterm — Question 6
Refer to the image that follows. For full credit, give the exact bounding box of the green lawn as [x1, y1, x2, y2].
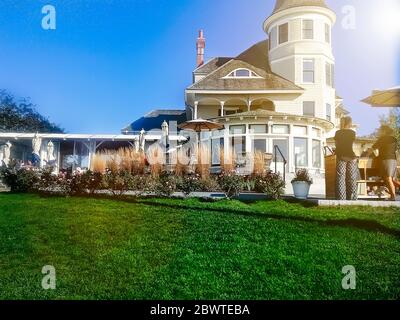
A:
[0, 193, 399, 300]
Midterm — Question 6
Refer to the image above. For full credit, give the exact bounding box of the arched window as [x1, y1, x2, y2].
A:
[224, 68, 262, 78]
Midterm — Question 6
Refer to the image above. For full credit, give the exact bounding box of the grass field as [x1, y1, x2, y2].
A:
[0, 193, 399, 300]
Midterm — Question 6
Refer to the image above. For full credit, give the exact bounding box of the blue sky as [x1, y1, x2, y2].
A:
[0, 0, 399, 135]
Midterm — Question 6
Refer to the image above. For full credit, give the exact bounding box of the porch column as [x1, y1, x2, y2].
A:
[194, 101, 199, 120]
[220, 101, 225, 117]
[247, 100, 252, 112]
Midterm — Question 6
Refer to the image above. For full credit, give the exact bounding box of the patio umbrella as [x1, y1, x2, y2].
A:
[361, 86, 400, 107]
[178, 119, 224, 165]
[178, 118, 224, 132]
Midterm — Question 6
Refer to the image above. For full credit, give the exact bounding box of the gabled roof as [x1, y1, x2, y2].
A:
[188, 40, 302, 91]
[122, 109, 187, 133]
[272, 0, 329, 14]
[193, 57, 232, 74]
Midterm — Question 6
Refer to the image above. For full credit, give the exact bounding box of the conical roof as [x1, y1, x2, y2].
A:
[272, 0, 329, 14]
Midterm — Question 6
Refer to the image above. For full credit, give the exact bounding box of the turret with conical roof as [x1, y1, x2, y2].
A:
[272, 0, 329, 14]
[263, 0, 337, 128]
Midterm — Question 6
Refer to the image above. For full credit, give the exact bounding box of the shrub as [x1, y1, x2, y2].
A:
[152, 172, 178, 197]
[36, 167, 58, 193]
[0, 162, 38, 193]
[254, 172, 286, 200]
[83, 170, 104, 194]
[178, 174, 202, 196]
[218, 172, 244, 199]
[198, 176, 220, 192]
[102, 169, 134, 196]
[130, 174, 150, 197]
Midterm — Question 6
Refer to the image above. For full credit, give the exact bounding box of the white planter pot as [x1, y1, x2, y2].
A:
[291, 181, 311, 200]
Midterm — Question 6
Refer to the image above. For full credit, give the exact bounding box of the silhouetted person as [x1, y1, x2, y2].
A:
[370, 125, 399, 201]
[334, 117, 358, 200]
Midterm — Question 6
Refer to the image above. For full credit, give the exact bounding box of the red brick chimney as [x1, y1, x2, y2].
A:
[196, 30, 205, 67]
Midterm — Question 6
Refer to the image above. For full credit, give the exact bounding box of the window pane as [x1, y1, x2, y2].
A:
[303, 101, 315, 116]
[279, 23, 288, 44]
[230, 136, 246, 155]
[250, 124, 268, 134]
[294, 138, 308, 167]
[303, 71, 314, 83]
[253, 139, 267, 153]
[325, 23, 330, 43]
[303, 20, 314, 39]
[236, 69, 250, 77]
[312, 140, 321, 168]
[293, 126, 307, 135]
[272, 125, 289, 134]
[331, 64, 335, 87]
[303, 59, 314, 83]
[312, 127, 321, 138]
[270, 27, 277, 50]
[326, 104, 332, 121]
[326, 62, 332, 86]
[229, 125, 246, 134]
[211, 138, 223, 165]
[273, 139, 288, 164]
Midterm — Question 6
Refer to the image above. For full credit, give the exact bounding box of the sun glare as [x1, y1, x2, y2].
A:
[371, 0, 400, 39]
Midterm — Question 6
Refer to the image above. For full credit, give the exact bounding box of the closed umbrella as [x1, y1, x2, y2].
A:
[361, 86, 400, 107]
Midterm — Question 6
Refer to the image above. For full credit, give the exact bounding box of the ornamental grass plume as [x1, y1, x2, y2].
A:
[195, 144, 211, 179]
[220, 149, 236, 173]
[146, 144, 165, 177]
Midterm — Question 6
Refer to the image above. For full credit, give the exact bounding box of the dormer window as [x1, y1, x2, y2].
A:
[224, 68, 262, 79]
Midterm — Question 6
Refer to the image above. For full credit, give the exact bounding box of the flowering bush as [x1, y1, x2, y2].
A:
[198, 176, 220, 192]
[102, 169, 134, 196]
[254, 172, 286, 200]
[152, 172, 178, 197]
[218, 172, 244, 199]
[1, 162, 286, 201]
[178, 174, 202, 196]
[83, 171, 104, 194]
[0, 162, 38, 193]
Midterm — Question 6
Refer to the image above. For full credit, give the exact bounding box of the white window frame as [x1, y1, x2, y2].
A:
[303, 59, 315, 83]
[223, 68, 263, 79]
[302, 19, 314, 40]
[326, 62, 334, 87]
[326, 103, 332, 121]
[278, 22, 289, 45]
[303, 101, 315, 117]
[269, 26, 277, 50]
[325, 23, 331, 43]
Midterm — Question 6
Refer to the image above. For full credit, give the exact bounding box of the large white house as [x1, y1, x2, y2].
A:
[184, 0, 346, 176]
[1, 0, 351, 190]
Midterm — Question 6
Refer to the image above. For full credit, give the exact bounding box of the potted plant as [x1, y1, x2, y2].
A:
[291, 169, 313, 199]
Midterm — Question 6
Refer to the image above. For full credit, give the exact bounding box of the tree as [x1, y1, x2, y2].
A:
[0, 90, 64, 133]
